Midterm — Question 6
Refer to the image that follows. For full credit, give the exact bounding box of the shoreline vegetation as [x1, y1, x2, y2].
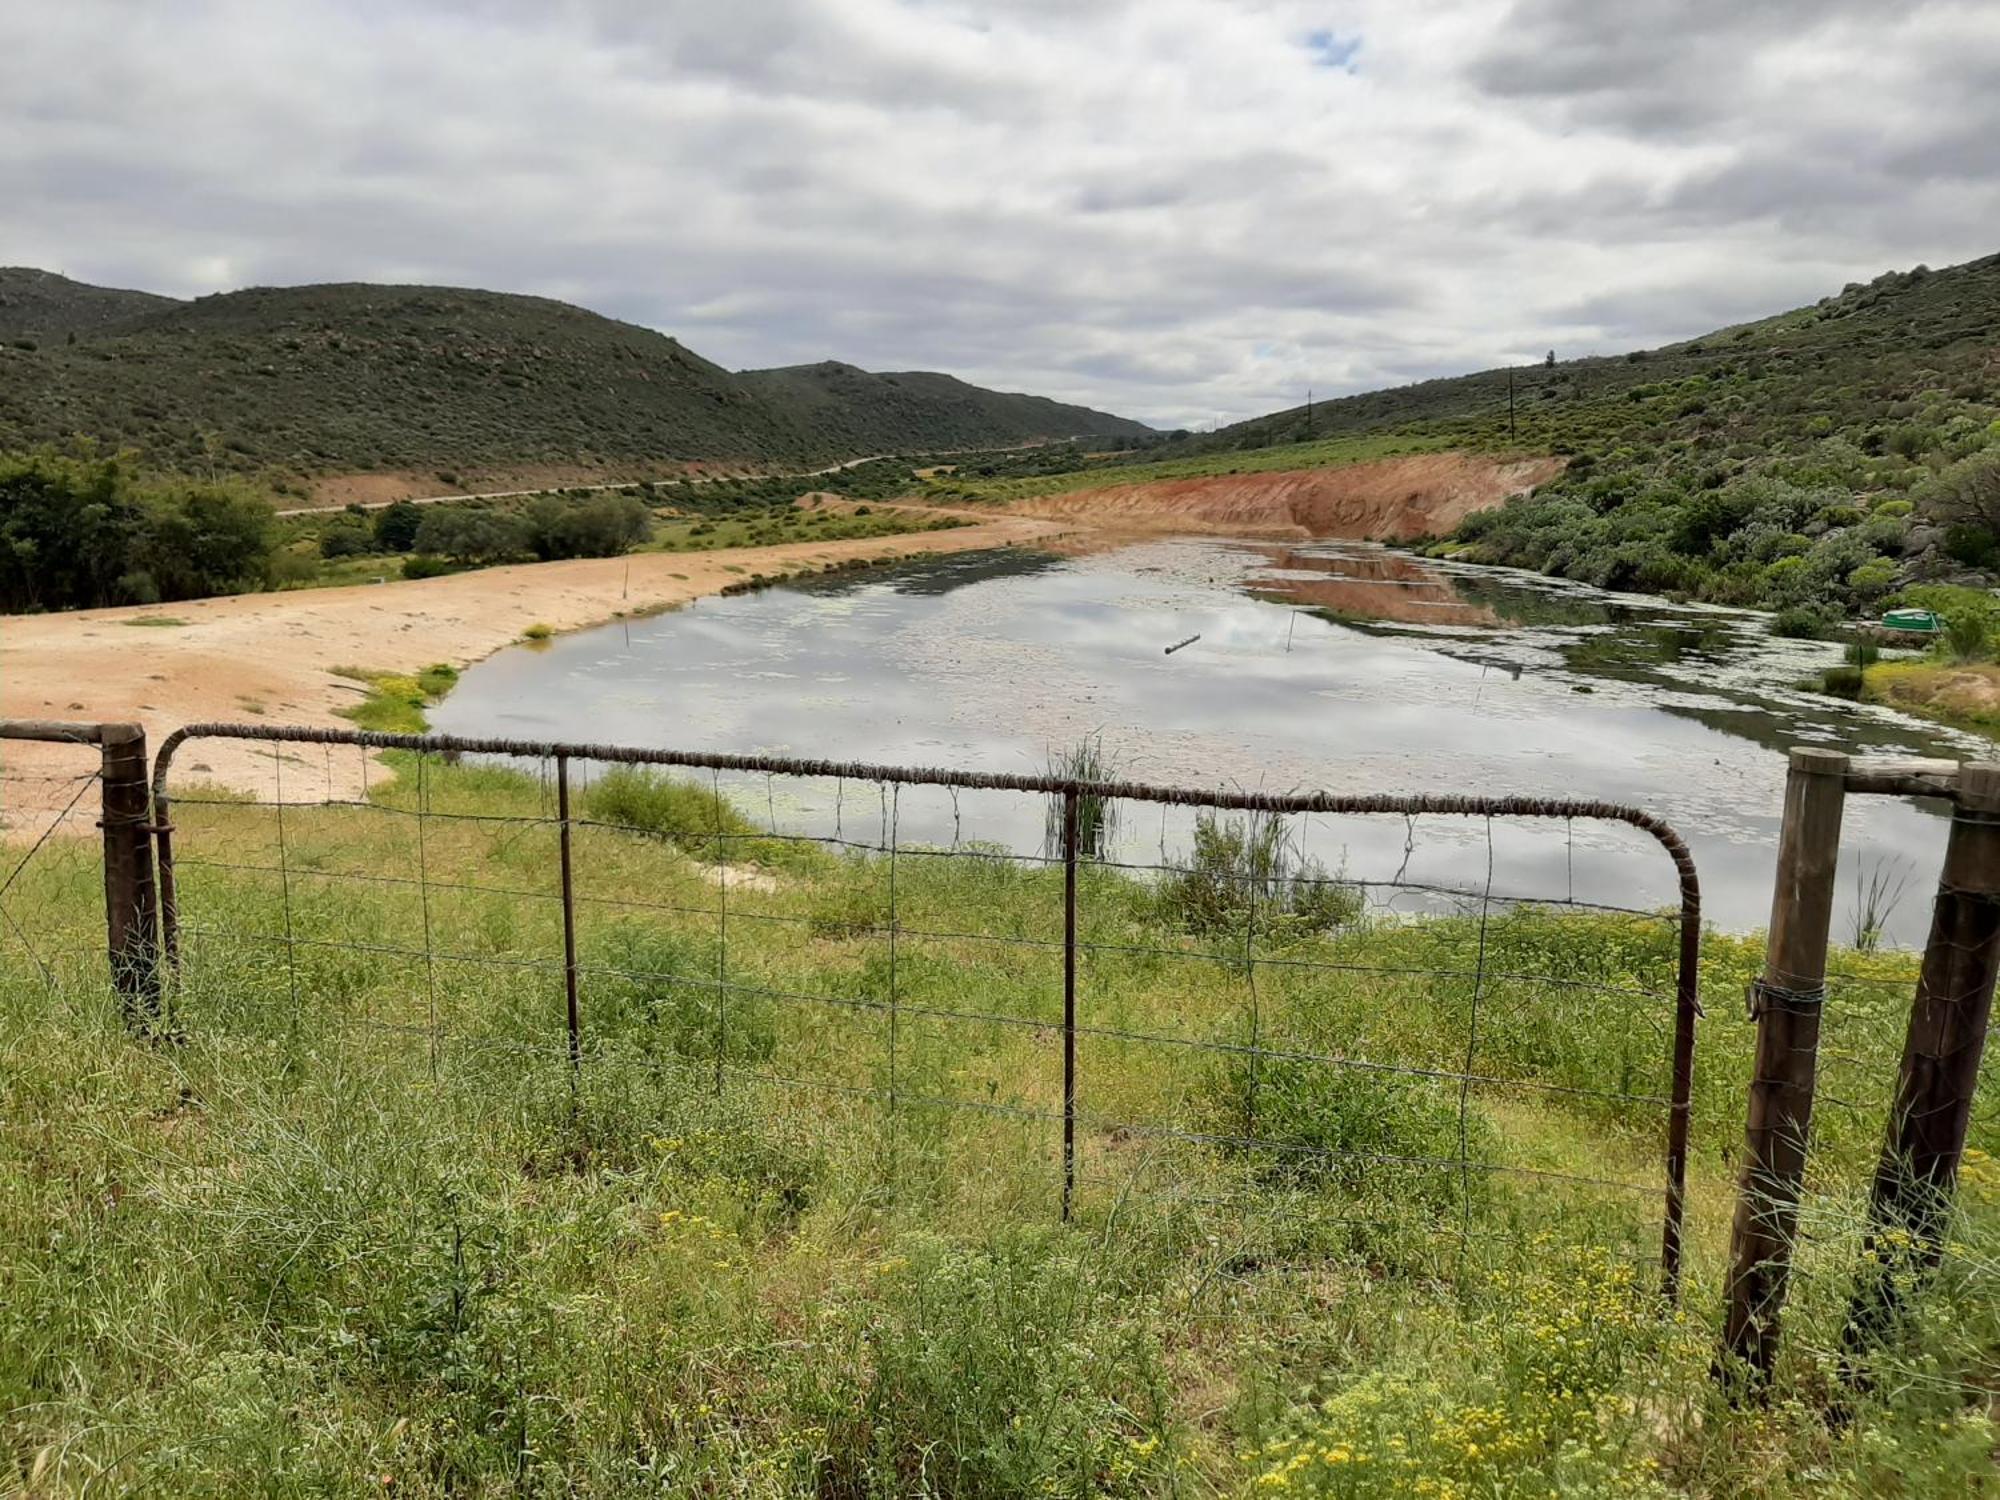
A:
[3, 748, 1991, 1496]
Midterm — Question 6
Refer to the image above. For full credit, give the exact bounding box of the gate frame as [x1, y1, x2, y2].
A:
[149, 720, 1706, 1295]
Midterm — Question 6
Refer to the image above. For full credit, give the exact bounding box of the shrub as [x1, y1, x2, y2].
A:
[1158, 810, 1360, 938]
[806, 1231, 1174, 1498]
[585, 922, 774, 1065]
[317, 514, 376, 559]
[1847, 557, 1899, 598]
[521, 621, 553, 640]
[401, 554, 454, 580]
[581, 766, 757, 851]
[1945, 611, 1989, 663]
[1769, 604, 1840, 639]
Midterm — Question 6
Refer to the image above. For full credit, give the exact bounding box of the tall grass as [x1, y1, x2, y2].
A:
[0, 756, 1992, 1496]
[1044, 734, 1119, 860]
[1157, 808, 1361, 936]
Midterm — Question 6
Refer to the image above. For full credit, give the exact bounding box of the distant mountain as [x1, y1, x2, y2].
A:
[0, 268, 177, 341]
[0, 272, 1147, 477]
[738, 361, 1150, 453]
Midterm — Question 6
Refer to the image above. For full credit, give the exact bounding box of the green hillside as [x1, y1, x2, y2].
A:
[0, 273, 1145, 478]
[0, 268, 176, 342]
[1009, 252, 2000, 623]
[740, 361, 1150, 453]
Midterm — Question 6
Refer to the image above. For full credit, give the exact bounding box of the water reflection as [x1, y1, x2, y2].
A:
[435, 539, 1984, 946]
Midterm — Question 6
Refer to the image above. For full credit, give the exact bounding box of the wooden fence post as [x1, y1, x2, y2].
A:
[1721, 746, 1848, 1382]
[98, 721, 162, 1033]
[1840, 761, 2000, 1373]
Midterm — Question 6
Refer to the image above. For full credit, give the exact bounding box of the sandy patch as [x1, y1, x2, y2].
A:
[0, 513, 1066, 828]
[1012, 452, 1564, 541]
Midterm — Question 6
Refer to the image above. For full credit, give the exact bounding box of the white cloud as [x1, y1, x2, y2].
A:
[2, 0, 1994, 429]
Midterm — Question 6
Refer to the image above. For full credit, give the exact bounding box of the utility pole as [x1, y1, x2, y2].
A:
[1507, 368, 1517, 442]
[1305, 387, 1314, 441]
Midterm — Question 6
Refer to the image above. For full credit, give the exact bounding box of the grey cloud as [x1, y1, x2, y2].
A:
[0, 0, 1995, 428]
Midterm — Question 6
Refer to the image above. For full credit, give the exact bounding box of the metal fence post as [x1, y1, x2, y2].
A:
[1840, 762, 2000, 1372]
[1721, 746, 1848, 1382]
[1062, 788, 1079, 1224]
[98, 722, 162, 1033]
[556, 754, 581, 1071]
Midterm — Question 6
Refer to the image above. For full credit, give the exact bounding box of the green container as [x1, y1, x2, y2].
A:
[1881, 608, 1943, 633]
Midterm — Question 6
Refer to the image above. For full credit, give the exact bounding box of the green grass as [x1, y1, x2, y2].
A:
[264, 490, 964, 600]
[1, 756, 1994, 1495]
[331, 663, 459, 733]
[930, 431, 1452, 505]
[119, 615, 190, 628]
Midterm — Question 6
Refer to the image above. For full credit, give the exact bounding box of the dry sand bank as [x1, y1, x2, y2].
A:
[0, 514, 1063, 825]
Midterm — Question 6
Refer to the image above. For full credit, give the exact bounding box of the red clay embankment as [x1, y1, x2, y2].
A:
[1013, 452, 1564, 541]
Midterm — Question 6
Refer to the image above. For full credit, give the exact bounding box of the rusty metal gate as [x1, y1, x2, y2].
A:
[141, 721, 1705, 1297]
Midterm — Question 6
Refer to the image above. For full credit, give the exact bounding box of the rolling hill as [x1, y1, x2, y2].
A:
[972, 252, 1998, 621]
[0, 272, 1147, 480]
[0, 267, 176, 342]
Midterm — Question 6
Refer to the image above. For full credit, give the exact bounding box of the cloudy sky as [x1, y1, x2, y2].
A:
[5, 0, 1997, 429]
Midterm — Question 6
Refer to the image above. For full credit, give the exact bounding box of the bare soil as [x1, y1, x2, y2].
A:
[1012, 453, 1564, 541]
[0, 514, 1063, 828]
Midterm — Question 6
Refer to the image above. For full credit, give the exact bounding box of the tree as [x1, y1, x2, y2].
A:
[523, 492, 652, 560]
[372, 499, 423, 552]
[412, 506, 529, 564]
[1924, 450, 2000, 538]
[131, 483, 275, 600]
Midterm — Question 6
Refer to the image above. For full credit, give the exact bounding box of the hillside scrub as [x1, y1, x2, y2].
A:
[1, 756, 1994, 1495]
[0, 274, 1144, 478]
[990, 254, 2000, 614]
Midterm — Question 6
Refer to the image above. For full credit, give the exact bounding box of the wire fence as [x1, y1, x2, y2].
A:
[8, 718, 2000, 1398]
[0, 754, 110, 993]
[1774, 938, 2000, 1397]
[130, 722, 1708, 1300]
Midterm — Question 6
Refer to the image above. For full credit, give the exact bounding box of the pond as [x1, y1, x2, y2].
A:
[433, 538, 1981, 947]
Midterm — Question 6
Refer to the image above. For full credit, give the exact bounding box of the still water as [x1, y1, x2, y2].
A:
[434, 539, 1982, 946]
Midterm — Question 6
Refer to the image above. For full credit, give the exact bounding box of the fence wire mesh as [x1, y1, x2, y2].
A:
[0, 750, 108, 993]
[136, 724, 1703, 1302]
[1773, 941, 2000, 1405]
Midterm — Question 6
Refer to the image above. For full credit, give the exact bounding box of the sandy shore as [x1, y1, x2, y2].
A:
[0, 448, 1552, 832]
[0, 512, 1064, 827]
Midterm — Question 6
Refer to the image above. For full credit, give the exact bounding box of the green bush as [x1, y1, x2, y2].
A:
[1945, 612, 1989, 663]
[1158, 810, 1360, 938]
[1846, 557, 1899, 597]
[1769, 604, 1840, 639]
[581, 767, 761, 853]
[805, 1231, 1174, 1498]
